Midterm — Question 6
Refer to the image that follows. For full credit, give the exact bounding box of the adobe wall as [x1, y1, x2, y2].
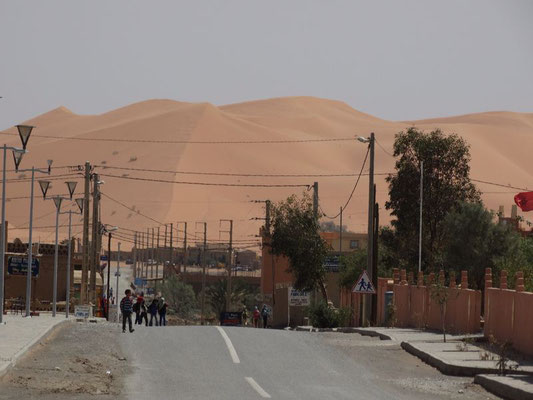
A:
[484, 268, 533, 356]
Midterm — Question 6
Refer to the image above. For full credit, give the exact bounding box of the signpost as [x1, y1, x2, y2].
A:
[352, 271, 376, 294]
[287, 287, 310, 327]
[7, 256, 39, 276]
[220, 311, 242, 326]
[74, 305, 92, 319]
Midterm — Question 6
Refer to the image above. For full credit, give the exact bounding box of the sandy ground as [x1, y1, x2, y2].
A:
[316, 332, 498, 399]
[0, 322, 130, 400]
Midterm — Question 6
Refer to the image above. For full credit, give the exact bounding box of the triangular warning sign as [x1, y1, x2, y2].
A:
[352, 270, 376, 294]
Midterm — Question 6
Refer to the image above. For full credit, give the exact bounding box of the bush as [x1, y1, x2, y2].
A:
[308, 302, 351, 328]
[160, 275, 197, 319]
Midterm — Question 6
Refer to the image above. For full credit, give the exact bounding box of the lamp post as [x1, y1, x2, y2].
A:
[115, 242, 121, 325]
[357, 133, 375, 325]
[49, 181, 79, 317]
[60, 195, 84, 318]
[18, 160, 53, 317]
[103, 225, 118, 321]
[0, 124, 33, 323]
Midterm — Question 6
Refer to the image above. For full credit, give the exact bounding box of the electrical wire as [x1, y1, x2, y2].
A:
[375, 138, 394, 157]
[98, 173, 310, 188]
[95, 164, 391, 178]
[320, 146, 370, 220]
[0, 131, 356, 145]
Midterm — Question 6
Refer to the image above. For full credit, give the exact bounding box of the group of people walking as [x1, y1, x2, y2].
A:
[242, 304, 270, 328]
[120, 289, 168, 333]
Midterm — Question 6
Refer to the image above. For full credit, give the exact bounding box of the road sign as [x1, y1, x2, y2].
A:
[288, 287, 310, 306]
[100, 255, 108, 261]
[7, 256, 39, 276]
[220, 311, 242, 326]
[74, 305, 92, 319]
[352, 271, 376, 294]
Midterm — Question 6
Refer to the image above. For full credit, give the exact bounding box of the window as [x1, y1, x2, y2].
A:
[349, 240, 358, 249]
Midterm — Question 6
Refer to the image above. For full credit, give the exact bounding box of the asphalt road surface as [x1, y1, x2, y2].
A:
[119, 325, 497, 400]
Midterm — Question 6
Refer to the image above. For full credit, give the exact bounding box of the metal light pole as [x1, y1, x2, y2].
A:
[65, 198, 84, 318]
[358, 132, 375, 325]
[0, 124, 33, 323]
[19, 161, 53, 317]
[115, 242, 121, 325]
[418, 161, 424, 273]
[49, 181, 79, 317]
[104, 225, 118, 321]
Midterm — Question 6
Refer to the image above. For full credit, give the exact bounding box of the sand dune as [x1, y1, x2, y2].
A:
[1, 97, 532, 250]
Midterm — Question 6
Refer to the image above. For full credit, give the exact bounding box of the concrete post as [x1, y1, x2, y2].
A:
[516, 271, 525, 292]
[393, 268, 400, 284]
[449, 271, 456, 289]
[417, 271, 424, 287]
[400, 269, 407, 285]
[500, 270, 507, 290]
[461, 271, 468, 289]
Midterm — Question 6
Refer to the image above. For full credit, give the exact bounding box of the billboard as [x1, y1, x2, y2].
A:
[7, 256, 39, 277]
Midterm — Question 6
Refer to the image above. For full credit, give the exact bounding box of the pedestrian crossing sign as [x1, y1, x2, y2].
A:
[352, 271, 376, 294]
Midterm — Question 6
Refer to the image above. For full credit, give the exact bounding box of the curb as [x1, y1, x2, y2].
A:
[401, 341, 501, 377]
[292, 326, 394, 340]
[474, 374, 533, 400]
[0, 318, 71, 378]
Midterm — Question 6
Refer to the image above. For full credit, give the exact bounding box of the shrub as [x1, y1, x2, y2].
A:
[308, 302, 351, 328]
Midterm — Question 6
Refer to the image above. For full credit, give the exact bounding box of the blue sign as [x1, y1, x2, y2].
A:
[146, 287, 155, 295]
[220, 312, 243, 326]
[323, 255, 340, 272]
[7, 256, 39, 276]
[100, 255, 108, 261]
[134, 278, 146, 287]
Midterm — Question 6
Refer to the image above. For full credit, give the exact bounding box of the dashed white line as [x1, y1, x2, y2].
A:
[245, 377, 271, 398]
[215, 326, 240, 364]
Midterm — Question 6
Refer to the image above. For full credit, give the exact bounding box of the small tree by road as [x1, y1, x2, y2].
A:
[270, 194, 330, 302]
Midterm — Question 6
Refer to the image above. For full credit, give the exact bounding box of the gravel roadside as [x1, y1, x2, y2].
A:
[0, 321, 130, 400]
[316, 332, 500, 399]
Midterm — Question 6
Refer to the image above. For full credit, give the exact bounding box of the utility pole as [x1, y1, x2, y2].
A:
[339, 206, 343, 266]
[418, 161, 424, 273]
[183, 222, 188, 276]
[115, 242, 121, 325]
[133, 232, 137, 280]
[365, 132, 375, 326]
[372, 199, 379, 324]
[90, 173, 99, 303]
[151, 228, 155, 279]
[169, 223, 173, 278]
[81, 161, 91, 304]
[312, 182, 318, 219]
[155, 226, 160, 291]
[220, 219, 233, 312]
[197, 222, 207, 325]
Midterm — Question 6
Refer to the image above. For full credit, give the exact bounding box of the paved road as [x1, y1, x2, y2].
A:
[118, 326, 497, 400]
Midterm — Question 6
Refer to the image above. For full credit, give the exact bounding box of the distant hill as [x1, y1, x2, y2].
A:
[2, 97, 532, 249]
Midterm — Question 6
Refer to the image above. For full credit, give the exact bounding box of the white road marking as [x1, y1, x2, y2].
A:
[245, 377, 271, 398]
[215, 326, 240, 364]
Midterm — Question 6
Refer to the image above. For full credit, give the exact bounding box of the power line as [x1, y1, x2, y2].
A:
[95, 164, 391, 178]
[471, 178, 529, 192]
[0, 131, 356, 145]
[375, 138, 394, 157]
[99, 173, 311, 188]
[321, 145, 370, 220]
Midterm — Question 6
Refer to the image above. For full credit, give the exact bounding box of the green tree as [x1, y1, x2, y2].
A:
[385, 128, 480, 272]
[206, 278, 255, 318]
[442, 202, 519, 289]
[160, 275, 198, 319]
[270, 194, 330, 301]
[339, 248, 366, 289]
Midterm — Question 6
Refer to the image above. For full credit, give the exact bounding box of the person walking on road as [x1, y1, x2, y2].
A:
[135, 292, 148, 326]
[148, 297, 159, 326]
[242, 306, 249, 327]
[252, 306, 260, 328]
[158, 297, 168, 326]
[261, 304, 269, 329]
[120, 289, 135, 333]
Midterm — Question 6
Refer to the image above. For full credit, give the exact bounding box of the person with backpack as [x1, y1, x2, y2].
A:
[252, 306, 260, 328]
[148, 297, 159, 326]
[261, 304, 269, 329]
[134, 292, 147, 325]
[120, 289, 135, 333]
[158, 297, 168, 326]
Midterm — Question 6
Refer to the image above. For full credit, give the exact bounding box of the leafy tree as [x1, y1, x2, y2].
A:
[206, 278, 255, 318]
[339, 248, 366, 289]
[495, 236, 533, 292]
[385, 128, 480, 272]
[429, 280, 450, 343]
[160, 275, 198, 319]
[270, 194, 330, 301]
[442, 202, 519, 289]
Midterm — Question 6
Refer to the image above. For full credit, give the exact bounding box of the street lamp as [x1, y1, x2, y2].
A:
[18, 159, 53, 317]
[358, 132, 375, 325]
[49, 180, 79, 317]
[102, 225, 118, 320]
[0, 124, 33, 323]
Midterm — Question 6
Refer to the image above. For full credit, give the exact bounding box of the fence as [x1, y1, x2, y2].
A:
[392, 269, 481, 334]
[484, 268, 533, 356]
[339, 277, 392, 326]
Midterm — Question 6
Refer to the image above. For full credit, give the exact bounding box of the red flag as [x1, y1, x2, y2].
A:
[514, 192, 533, 212]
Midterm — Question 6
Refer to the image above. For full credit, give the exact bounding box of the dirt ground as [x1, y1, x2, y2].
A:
[316, 332, 499, 399]
[0, 321, 130, 400]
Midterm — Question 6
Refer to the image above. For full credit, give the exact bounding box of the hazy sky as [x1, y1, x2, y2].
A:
[1, 0, 532, 129]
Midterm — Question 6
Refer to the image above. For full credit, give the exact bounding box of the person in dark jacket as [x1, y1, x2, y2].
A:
[148, 297, 159, 326]
[120, 289, 135, 333]
[158, 297, 168, 326]
[135, 292, 148, 326]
